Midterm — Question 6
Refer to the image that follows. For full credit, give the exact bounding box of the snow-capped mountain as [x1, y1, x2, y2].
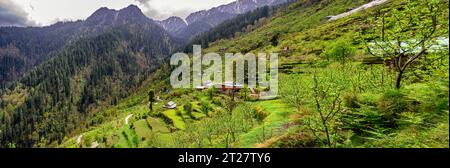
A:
[156, 16, 187, 37]
[186, 0, 287, 26]
[157, 0, 288, 40]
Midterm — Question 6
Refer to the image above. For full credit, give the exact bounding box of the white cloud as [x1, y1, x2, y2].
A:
[136, 0, 236, 20]
[9, 0, 235, 26]
[0, 0, 36, 27]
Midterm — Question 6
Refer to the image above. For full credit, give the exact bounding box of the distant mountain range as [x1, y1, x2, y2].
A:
[0, 0, 290, 86]
[186, 0, 286, 25]
[0, 5, 177, 86]
[157, 0, 288, 40]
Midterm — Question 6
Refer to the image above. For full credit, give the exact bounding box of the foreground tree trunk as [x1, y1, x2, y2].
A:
[395, 70, 404, 89]
[394, 49, 427, 89]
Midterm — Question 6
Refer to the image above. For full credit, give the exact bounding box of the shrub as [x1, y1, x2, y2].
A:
[343, 92, 359, 108]
[357, 92, 382, 107]
[321, 40, 355, 64]
[184, 103, 192, 117]
[340, 106, 391, 137]
[253, 105, 268, 121]
[212, 97, 221, 106]
[269, 131, 318, 148]
[403, 83, 449, 114]
[396, 112, 425, 128]
[378, 89, 408, 124]
[201, 101, 211, 115]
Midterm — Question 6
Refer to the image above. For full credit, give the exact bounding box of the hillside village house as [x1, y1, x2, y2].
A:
[163, 101, 177, 109]
[195, 80, 214, 90]
[220, 81, 243, 93]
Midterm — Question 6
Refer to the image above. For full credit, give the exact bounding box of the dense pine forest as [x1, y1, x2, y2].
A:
[0, 7, 180, 147]
[0, 0, 449, 148]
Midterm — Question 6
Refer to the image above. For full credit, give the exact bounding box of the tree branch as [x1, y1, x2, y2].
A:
[401, 49, 427, 71]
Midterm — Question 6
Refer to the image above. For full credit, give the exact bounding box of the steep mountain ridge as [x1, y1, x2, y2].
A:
[0, 5, 164, 87]
[0, 5, 180, 148]
[156, 16, 188, 37]
[157, 0, 290, 41]
[186, 0, 287, 25]
[85, 5, 154, 26]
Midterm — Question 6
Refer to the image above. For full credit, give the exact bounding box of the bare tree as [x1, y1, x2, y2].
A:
[309, 70, 345, 147]
[280, 74, 308, 111]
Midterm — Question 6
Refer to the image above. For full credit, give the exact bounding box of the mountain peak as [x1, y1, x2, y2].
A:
[185, 0, 287, 25]
[120, 4, 142, 14]
[86, 5, 152, 26]
[118, 4, 149, 21]
[89, 7, 116, 17]
[163, 16, 187, 24]
[157, 16, 187, 36]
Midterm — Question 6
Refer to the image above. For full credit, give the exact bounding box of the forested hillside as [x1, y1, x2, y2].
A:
[58, 0, 448, 148]
[0, 22, 83, 86]
[185, 1, 295, 52]
[0, 7, 179, 147]
[185, 5, 272, 52]
[0, 5, 171, 87]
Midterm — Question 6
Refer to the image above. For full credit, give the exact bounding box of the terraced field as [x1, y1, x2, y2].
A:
[237, 100, 297, 147]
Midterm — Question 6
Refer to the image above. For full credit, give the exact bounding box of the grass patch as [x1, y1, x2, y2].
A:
[114, 125, 139, 148]
[191, 112, 207, 120]
[162, 110, 186, 130]
[237, 99, 296, 147]
[146, 117, 170, 133]
[133, 119, 152, 141]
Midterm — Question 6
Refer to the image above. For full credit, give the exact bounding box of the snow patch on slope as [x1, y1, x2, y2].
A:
[328, 0, 388, 21]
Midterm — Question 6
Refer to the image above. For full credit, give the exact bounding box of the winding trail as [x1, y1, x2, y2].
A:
[76, 135, 83, 144]
[90, 141, 99, 148]
[125, 114, 133, 125]
[328, 0, 388, 21]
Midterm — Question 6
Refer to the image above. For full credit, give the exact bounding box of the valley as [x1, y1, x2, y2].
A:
[0, 0, 449, 148]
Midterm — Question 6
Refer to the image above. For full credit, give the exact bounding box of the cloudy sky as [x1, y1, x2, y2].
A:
[0, 0, 235, 27]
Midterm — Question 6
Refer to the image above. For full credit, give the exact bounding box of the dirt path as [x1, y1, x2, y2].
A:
[76, 135, 83, 144]
[90, 141, 99, 148]
[125, 114, 133, 125]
